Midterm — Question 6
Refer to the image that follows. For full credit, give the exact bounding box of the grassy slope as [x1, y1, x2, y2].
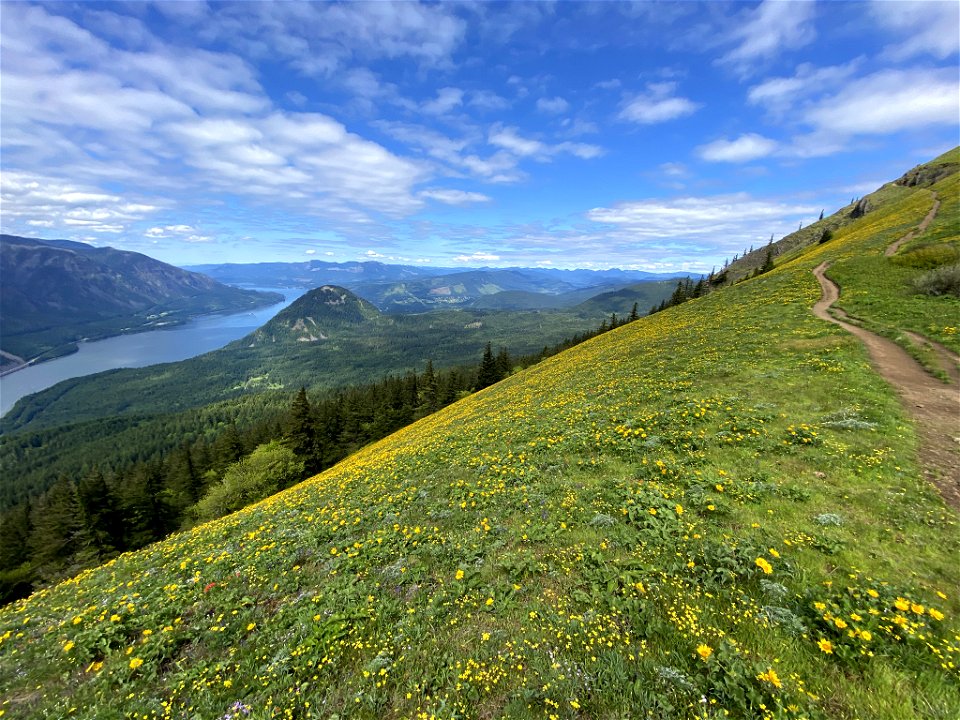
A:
[826, 171, 960, 360]
[2, 178, 959, 719]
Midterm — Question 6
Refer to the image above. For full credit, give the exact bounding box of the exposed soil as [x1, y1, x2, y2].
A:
[813, 262, 960, 509]
[884, 193, 940, 257]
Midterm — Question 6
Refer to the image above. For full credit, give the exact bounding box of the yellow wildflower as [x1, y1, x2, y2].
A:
[696, 644, 713, 660]
[817, 639, 833, 654]
[755, 557, 773, 574]
[129, 657, 144, 670]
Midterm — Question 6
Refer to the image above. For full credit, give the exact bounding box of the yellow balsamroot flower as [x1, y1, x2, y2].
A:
[455, 569, 464, 580]
[62, 641, 75, 653]
[817, 639, 834, 654]
[929, 608, 944, 621]
[859, 630, 872, 642]
[757, 668, 782, 688]
[894, 597, 910, 611]
[696, 644, 713, 660]
[129, 657, 144, 670]
[910, 603, 924, 615]
[755, 557, 773, 574]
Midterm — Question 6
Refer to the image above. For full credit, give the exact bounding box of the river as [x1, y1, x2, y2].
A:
[0, 287, 306, 416]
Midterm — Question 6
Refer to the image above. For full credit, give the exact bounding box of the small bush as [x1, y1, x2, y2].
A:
[911, 262, 960, 297]
[893, 244, 960, 269]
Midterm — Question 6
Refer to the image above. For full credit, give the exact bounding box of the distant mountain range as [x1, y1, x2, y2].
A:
[0, 235, 281, 365]
[186, 260, 686, 312]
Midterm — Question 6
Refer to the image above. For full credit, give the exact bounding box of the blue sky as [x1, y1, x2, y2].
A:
[1, 1, 957, 272]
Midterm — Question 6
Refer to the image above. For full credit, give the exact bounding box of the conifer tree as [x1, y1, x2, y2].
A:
[77, 468, 122, 557]
[629, 303, 639, 321]
[419, 360, 439, 414]
[761, 246, 775, 273]
[29, 479, 87, 581]
[166, 444, 201, 510]
[286, 387, 319, 474]
[495, 347, 512, 378]
[476, 342, 501, 390]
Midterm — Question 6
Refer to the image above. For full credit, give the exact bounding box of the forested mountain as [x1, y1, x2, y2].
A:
[0, 235, 280, 364]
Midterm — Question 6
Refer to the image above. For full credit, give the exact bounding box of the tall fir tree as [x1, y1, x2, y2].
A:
[29, 479, 88, 581]
[476, 342, 501, 390]
[286, 387, 320, 474]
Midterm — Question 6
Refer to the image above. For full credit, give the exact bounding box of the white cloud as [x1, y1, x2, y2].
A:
[488, 125, 603, 162]
[195, 1, 466, 75]
[145, 225, 198, 238]
[536, 96, 570, 114]
[586, 193, 818, 247]
[747, 61, 860, 116]
[721, 0, 816, 68]
[660, 162, 688, 177]
[455, 252, 501, 262]
[595, 79, 621, 90]
[698, 133, 779, 163]
[803, 68, 959, 136]
[559, 118, 599, 137]
[870, 1, 960, 60]
[304, 249, 316, 255]
[420, 189, 492, 205]
[469, 90, 510, 111]
[422, 87, 464, 115]
[618, 82, 699, 124]
[489, 126, 545, 157]
[0, 170, 162, 235]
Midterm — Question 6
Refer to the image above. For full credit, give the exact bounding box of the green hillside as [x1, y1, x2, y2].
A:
[1, 155, 958, 719]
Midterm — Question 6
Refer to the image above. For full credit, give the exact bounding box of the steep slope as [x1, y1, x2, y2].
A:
[2, 158, 959, 719]
[0, 235, 280, 362]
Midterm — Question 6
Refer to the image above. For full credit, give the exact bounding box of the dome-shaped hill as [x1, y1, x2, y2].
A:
[247, 285, 380, 344]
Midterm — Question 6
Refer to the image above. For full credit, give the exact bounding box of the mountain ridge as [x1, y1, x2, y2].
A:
[0, 234, 281, 363]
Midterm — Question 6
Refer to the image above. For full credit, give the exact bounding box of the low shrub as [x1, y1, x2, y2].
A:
[911, 262, 960, 297]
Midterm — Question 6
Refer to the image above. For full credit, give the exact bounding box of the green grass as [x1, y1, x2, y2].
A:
[1, 161, 959, 720]
[825, 173, 960, 359]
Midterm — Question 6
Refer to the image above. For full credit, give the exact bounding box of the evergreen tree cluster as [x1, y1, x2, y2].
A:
[647, 277, 707, 316]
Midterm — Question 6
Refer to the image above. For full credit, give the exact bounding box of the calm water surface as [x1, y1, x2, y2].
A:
[1, 287, 306, 416]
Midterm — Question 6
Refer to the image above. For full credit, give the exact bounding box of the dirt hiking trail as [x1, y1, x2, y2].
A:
[885, 193, 940, 257]
[813, 262, 960, 509]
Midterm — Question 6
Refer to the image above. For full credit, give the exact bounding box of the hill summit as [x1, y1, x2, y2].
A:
[247, 285, 380, 345]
